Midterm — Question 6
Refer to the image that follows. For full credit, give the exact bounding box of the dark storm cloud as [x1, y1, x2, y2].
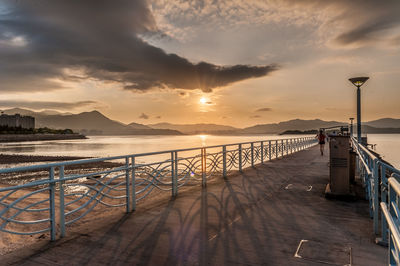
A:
[0, 100, 98, 110]
[0, 0, 277, 93]
[256, 107, 272, 112]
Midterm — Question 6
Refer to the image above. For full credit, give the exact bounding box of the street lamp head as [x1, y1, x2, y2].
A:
[349, 117, 354, 121]
[349, 77, 369, 87]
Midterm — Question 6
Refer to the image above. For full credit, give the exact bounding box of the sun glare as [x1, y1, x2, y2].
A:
[199, 97, 208, 104]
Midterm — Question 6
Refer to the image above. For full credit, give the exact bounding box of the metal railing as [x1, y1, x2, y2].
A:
[381, 176, 400, 265]
[0, 137, 316, 241]
[351, 137, 400, 256]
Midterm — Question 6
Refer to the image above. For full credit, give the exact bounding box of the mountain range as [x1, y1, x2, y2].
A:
[1, 108, 181, 135]
[1, 108, 400, 135]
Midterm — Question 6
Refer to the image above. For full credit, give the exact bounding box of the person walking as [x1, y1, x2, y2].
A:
[316, 130, 327, 156]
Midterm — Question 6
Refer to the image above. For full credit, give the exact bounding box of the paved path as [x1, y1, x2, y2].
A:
[5, 146, 386, 265]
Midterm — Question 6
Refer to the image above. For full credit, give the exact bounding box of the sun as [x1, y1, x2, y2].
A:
[199, 97, 208, 104]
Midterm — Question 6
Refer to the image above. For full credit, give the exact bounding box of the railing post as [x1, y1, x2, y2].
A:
[290, 139, 292, 153]
[202, 148, 207, 187]
[389, 180, 396, 265]
[275, 140, 278, 159]
[49, 167, 56, 241]
[223, 146, 227, 178]
[381, 164, 388, 243]
[59, 166, 65, 238]
[261, 141, 264, 164]
[125, 157, 130, 213]
[373, 159, 379, 235]
[286, 139, 289, 156]
[251, 142, 254, 167]
[174, 152, 178, 190]
[171, 152, 178, 197]
[268, 141, 272, 161]
[131, 156, 136, 211]
[238, 144, 242, 172]
[281, 140, 284, 157]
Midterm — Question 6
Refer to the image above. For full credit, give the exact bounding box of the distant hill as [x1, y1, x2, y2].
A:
[361, 125, 400, 134]
[1, 108, 183, 135]
[148, 123, 239, 134]
[1, 108, 72, 117]
[241, 119, 346, 134]
[36, 111, 130, 134]
[365, 118, 400, 128]
[128, 122, 152, 130]
[2, 108, 399, 135]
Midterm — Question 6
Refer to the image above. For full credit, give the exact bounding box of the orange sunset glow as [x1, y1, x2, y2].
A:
[0, 0, 399, 127]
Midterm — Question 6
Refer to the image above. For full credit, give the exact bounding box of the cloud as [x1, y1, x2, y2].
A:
[0, 0, 277, 93]
[334, 16, 400, 45]
[390, 35, 400, 46]
[256, 107, 272, 112]
[0, 100, 99, 110]
[152, 0, 400, 48]
[156, 115, 161, 119]
[250, 115, 261, 118]
[139, 113, 149, 119]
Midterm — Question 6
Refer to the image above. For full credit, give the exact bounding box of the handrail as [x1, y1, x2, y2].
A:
[351, 136, 400, 265]
[389, 177, 400, 197]
[381, 177, 400, 265]
[0, 136, 317, 241]
[351, 136, 379, 160]
[381, 202, 400, 253]
[0, 136, 311, 174]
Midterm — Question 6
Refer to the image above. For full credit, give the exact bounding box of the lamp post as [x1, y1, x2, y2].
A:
[349, 117, 354, 136]
[349, 77, 369, 143]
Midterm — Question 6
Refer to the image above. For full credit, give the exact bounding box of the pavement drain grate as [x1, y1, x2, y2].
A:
[284, 183, 313, 192]
[294, 239, 352, 266]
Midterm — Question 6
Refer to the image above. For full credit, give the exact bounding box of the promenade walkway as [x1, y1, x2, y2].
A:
[4, 146, 386, 265]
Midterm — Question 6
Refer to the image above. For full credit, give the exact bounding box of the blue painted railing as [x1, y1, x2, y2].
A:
[351, 137, 400, 264]
[381, 176, 400, 265]
[0, 137, 316, 241]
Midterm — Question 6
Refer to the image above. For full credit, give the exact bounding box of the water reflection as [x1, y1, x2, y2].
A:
[3, 134, 398, 169]
[1, 135, 303, 159]
[199, 135, 207, 146]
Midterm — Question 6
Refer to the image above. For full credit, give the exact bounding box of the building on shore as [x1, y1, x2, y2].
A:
[0, 114, 35, 129]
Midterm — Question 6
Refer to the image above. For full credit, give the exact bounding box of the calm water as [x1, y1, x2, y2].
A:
[0, 135, 300, 157]
[0, 134, 399, 168]
[367, 134, 400, 168]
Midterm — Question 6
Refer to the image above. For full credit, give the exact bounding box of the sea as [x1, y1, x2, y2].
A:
[0, 134, 399, 169]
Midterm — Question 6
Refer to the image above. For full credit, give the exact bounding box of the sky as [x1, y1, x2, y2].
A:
[0, 0, 399, 127]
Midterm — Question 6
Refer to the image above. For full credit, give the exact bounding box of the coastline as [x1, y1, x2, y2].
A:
[0, 154, 123, 186]
[0, 134, 87, 143]
[0, 154, 88, 164]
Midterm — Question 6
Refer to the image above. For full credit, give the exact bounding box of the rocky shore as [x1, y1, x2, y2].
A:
[0, 154, 87, 164]
[0, 154, 123, 185]
[0, 133, 86, 143]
